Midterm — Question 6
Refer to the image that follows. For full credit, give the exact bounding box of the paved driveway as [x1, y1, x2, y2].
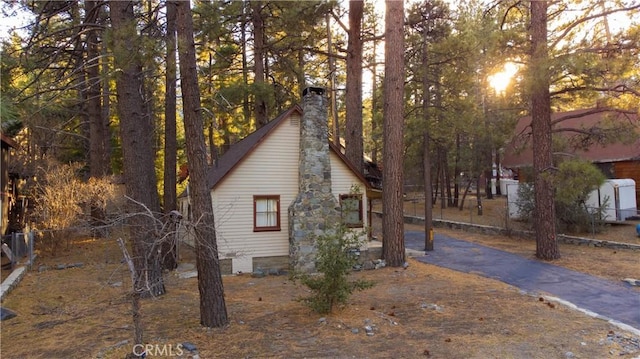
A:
[404, 231, 640, 331]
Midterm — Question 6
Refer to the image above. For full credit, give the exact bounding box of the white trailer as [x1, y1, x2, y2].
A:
[586, 179, 637, 222]
[506, 178, 637, 222]
[503, 179, 522, 219]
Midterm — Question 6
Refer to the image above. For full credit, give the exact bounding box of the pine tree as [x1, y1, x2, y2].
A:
[175, 0, 229, 328]
[382, 0, 406, 267]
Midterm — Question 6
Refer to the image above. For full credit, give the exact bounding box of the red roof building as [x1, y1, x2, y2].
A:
[501, 108, 640, 204]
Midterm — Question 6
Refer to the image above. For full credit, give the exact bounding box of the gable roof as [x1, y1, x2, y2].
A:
[205, 105, 301, 189]
[502, 108, 640, 168]
[204, 105, 371, 190]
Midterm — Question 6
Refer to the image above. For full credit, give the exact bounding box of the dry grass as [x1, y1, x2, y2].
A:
[399, 194, 640, 246]
[1, 197, 639, 358]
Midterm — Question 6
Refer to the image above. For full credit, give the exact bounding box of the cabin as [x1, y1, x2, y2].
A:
[501, 108, 640, 205]
[178, 88, 374, 274]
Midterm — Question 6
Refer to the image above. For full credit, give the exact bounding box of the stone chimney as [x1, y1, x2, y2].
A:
[289, 87, 340, 274]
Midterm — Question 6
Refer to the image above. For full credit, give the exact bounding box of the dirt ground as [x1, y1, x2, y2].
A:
[400, 194, 640, 246]
[1, 198, 639, 359]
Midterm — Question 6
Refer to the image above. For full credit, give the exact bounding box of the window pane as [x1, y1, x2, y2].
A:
[256, 212, 269, 227]
[255, 198, 278, 229]
[256, 200, 267, 212]
[340, 195, 362, 226]
[344, 210, 360, 224]
[342, 198, 358, 212]
[265, 212, 276, 226]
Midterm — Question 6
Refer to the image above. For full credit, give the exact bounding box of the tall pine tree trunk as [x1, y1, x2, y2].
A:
[85, 0, 108, 179]
[382, 0, 405, 267]
[175, 0, 229, 328]
[100, 8, 112, 169]
[439, 148, 446, 209]
[444, 150, 453, 207]
[371, 36, 379, 164]
[530, 0, 559, 260]
[251, 1, 268, 128]
[345, 0, 364, 174]
[423, 132, 433, 251]
[241, 2, 251, 123]
[453, 133, 461, 207]
[85, 0, 110, 236]
[421, 32, 433, 251]
[327, 12, 340, 146]
[162, 0, 178, 270]
[110, 0, 165, 297]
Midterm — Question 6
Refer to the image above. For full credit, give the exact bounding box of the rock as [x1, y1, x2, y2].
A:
[251, 269, 266, 278]
[110, 281, 123, 287]
[55, 264, 67, 270]
[0, 307, 17, 321]
[268, 268, 281, 276]
[402, 262, 409, 269]
[69, 262, 84, 268]
[364, 325, 374, 336]
[565, 351, 575, 358]
[38, 265, 49, 272]
[622, 278, 640, 286]
[363, 261, 375, 270]
[182, 342, 197, 352]
[422, 303, 443, 312]
[351, 328, 360, 334]
[318, 317, 327, 324]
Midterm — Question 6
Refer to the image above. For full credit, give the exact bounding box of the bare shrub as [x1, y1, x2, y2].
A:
[30, 160, 118, 253]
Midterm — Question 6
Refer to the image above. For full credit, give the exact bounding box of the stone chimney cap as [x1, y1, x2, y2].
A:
[302, 87, 325, 97]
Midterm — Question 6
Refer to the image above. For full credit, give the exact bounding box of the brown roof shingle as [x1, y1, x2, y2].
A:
[502, 108, 639, 168]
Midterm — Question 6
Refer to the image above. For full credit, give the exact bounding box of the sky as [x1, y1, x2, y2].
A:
[0, 2, 33, 42]
[1, 0, 636, 92]
[1, 1, 636, 41]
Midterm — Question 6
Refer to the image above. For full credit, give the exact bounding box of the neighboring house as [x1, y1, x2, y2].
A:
[1, 133, 18, 236]
[501, 108, 640, 204]
[178, 102, 374, 274]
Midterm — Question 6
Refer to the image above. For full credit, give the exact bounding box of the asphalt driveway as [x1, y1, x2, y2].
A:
[404, 231, 640, 331]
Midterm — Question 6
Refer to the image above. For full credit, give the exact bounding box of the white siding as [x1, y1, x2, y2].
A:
[180, 112, 372, 272]
[213, 115, 301, 271]
[330, 152, 369, 239]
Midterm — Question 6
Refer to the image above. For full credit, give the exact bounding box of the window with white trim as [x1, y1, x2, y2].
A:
[340, 194, 363, 228]
[253, 195, 281, 231]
